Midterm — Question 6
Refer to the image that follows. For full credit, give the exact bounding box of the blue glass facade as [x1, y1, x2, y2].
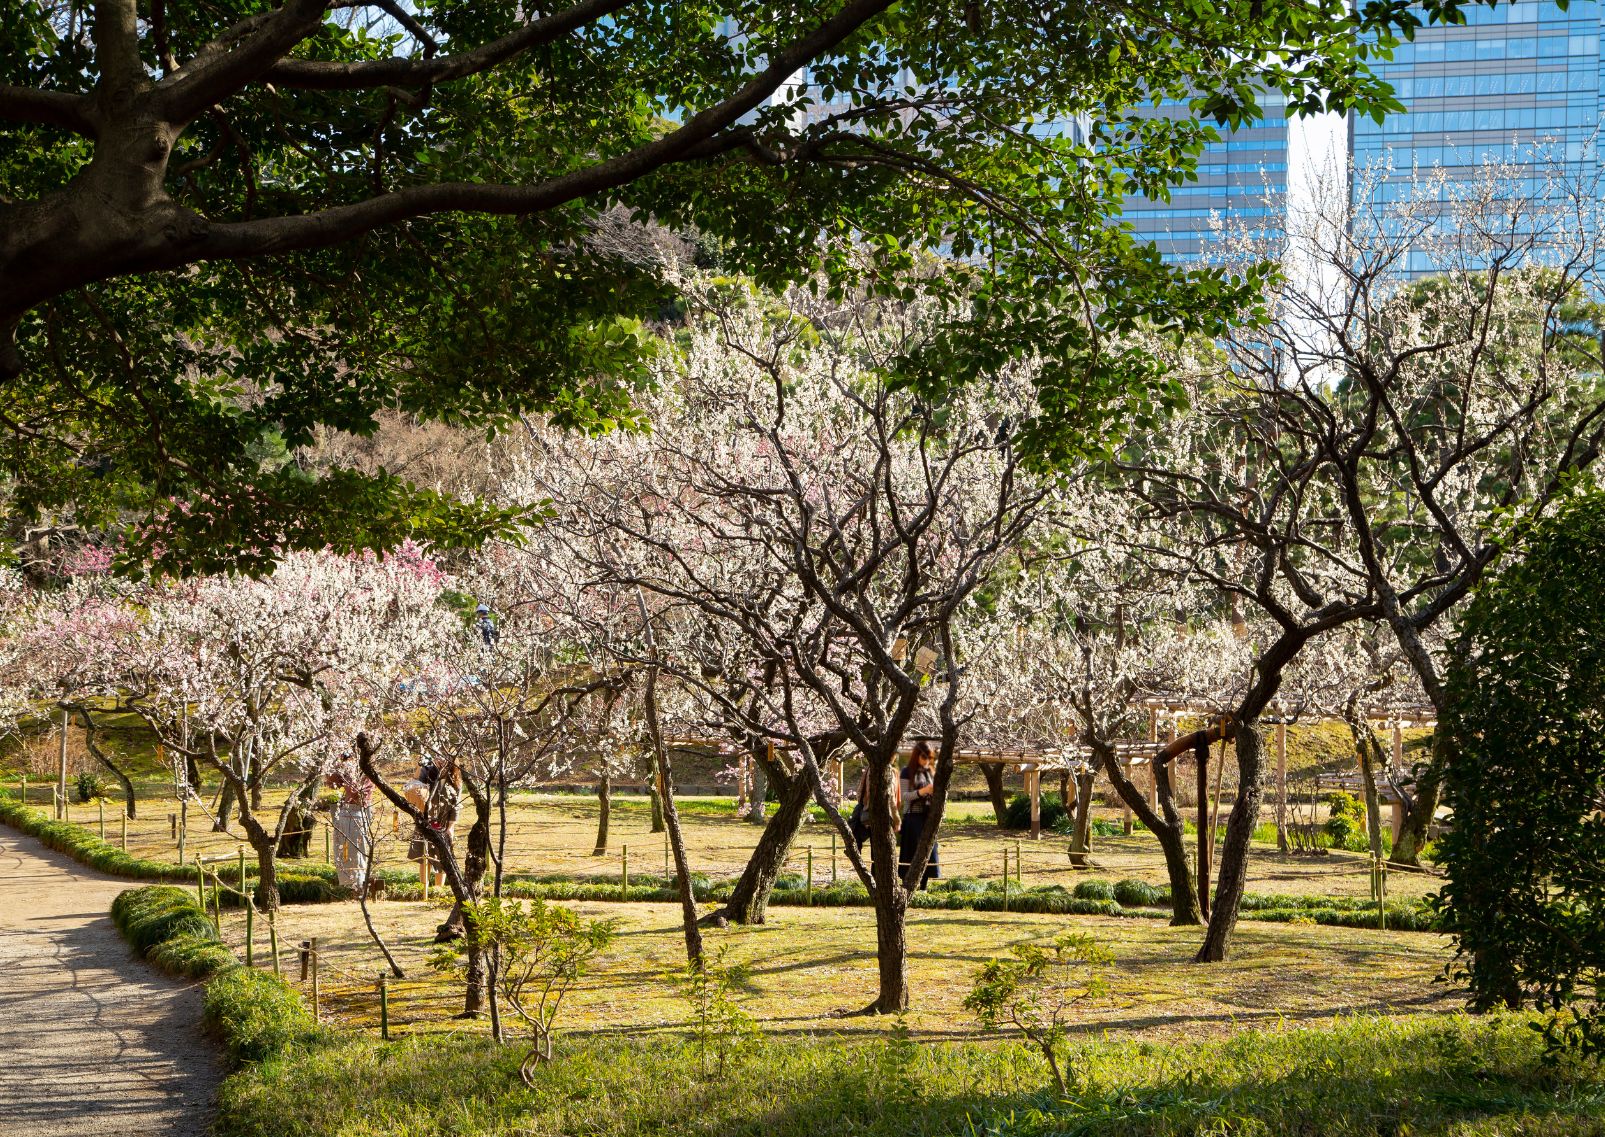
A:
[1352, 0, 1601, 274]
[1119, 101, 1290, 262]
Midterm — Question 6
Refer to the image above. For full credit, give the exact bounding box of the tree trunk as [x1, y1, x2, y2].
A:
[75, 711, 136, 819]
[1066, 770, 1095, 868]
[1058, 768, 1072, 821]
[747, 758, 768, 824]
[214, 781, 236, 832]
[1196, 720, 1266, 962]
[871, 885, 910, 1013]
[1102, 744, 1201, 925]
[708, 771, 814, 925]
[250, 781, 263, 813]
[1390, 740, 1443, 867]
[648, 774, 666, 834]
[251, 839, 280, 912]
[645, 667, 703, 967]
[979, 762, 1009, 826]
[592, 771, 611, 855]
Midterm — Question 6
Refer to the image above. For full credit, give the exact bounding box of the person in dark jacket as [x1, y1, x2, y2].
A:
[897, 741, 940, 889]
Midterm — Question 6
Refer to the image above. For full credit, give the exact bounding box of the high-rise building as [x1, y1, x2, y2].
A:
[1117, 100, 1291, 263]
[1351, 0, 1600, 273]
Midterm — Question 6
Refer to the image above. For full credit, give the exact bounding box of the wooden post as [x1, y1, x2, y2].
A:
[121, 812, 128, 851]
[238, 846, 247, 905]
[245, 899, 254, 968]
[56, 707, 67, 820]
[195, 858, 206, 908]
[20, 773, 26, 805]
[310, 937, 320, 1020]
[806, 846, 813, 906]
[210, 872, 221, 935]
[98, 798, 105, 839]
[830, 831, 838, 883]
[170, 812, 177, 840]
[269, 919, 280, 976]
[299, 940, 311, 982]
[379, 972, 390, 1041]
[323, 821, 331, 865]
[1001, 850, 1010, 912]
[621, 844, 629, 900]
[1276, 721, 1289, 854]
[663, 828, 670, 883]
[1014, 838, 1023, 885]
[1027, 767, 1041, 840]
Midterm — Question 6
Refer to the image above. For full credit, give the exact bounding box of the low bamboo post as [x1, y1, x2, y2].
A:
[1002, 850, 1010, 912]
[379, 972, 390, 1041]
[663, 829, 669, 883]
[238, 846, 247, 903]
[269, 920, 280, 976]
[210, 871, 221, 935]
[620, 844, 629, 900]
[830, 832, 838, 883]
[195, 858, 206, 907]
[98, 798, 105, 839]
[1014, 839, 1023, 886]
[310, 937, 320, 1020]
[299, 940, 311, 983]
[245, 900, 254, 968]
[21, 773, 26, 803]
[806, 847, 813, 906]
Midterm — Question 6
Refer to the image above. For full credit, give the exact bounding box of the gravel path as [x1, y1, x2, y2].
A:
[0, 824, 220, 1137]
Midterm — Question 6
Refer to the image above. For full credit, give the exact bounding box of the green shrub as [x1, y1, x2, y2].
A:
[111, 885, 237, 979]
[75, 771, 105, 803]
[1073, 879, 1115, 902]
[204, 967, 322, 1063]
[1004, 792, 1068, 832]
[1113, 878, 1161, 907]
[1323, 791, 1369, 852]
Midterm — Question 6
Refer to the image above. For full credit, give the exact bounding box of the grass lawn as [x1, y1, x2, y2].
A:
[237, 896, 1458, 1041]
[212, 1012, 1605, 1137]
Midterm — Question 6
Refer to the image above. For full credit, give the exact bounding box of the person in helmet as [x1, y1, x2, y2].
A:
[474, 603, 499, 648]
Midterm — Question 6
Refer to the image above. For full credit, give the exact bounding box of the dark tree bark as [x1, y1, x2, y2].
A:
[648, 773, 666, 834]
[592, 770, 611, 855]
[72, 708, 136, 819]
[979, 762, 1009, 826]
[1390, 744, 1443, 866]
[645, 666, 703, 967]
[214, 780, 236, 832]
[706, 772, 814, 925]
[1196, 719, 1267, 962]
[1066, 770, 1095, 868]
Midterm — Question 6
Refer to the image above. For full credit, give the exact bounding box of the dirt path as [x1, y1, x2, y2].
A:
[0, 824, 221, 1137]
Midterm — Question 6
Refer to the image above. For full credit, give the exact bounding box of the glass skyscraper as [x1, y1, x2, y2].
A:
[1351, 0, 1601, 274]
[1118, 101, 1291, 262]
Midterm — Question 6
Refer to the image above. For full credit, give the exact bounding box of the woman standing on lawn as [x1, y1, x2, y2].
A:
[898, 741, 940, 889]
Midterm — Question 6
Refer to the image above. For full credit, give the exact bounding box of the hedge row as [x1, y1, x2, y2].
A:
[111, 885, 237, 979]
[373, 868, 1438, 931]
[110, 884, 323, 1065]
[0, 792, 348, 904]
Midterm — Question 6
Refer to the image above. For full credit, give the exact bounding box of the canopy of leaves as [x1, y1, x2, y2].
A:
[0, 0, 1488, 573]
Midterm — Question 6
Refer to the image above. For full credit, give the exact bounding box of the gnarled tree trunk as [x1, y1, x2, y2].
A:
[1196, 719, 1266, 962]
[592, 770, 611, 855]
[707, 772, 813, 924]
[979, 762, 1009, 826]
